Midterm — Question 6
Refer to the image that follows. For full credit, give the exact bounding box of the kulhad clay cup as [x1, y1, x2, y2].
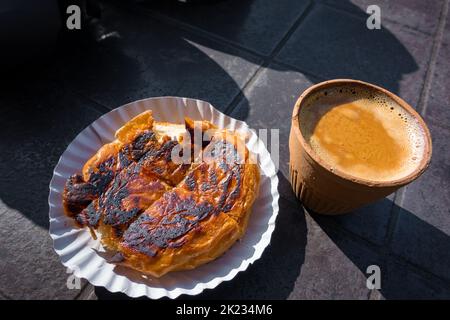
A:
[289, 79, 432, 215]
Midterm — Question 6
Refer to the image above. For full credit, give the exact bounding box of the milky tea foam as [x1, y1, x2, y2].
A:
[299, 84, 426, 182]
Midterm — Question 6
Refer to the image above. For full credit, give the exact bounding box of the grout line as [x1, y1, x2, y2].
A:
[224, 58, 326, 116]
[311, 210, 450, 290]
[366, 290, 372, 300]
[427, 117, 450, 131]
[73, 282, 90, 300]
[383, 191, 403, 249]
[271, 60, 327, 82]
[418, 0, 449, 117]
[367, 288, 377, 300]
[71, 88, 113, 114]
[378, 191, 402, 299]
[265, 1, 315, 61]
[135, 7, 268, 59]
[224, 0, 316, 114]
[386, 251, 450, 289]
[223, 65, 266, 115]
[220, 57, 327, 114]
[305, 198, 450, 290]
[76, 284, 96, 300]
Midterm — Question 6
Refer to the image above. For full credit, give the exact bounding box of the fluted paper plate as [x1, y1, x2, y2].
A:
[49, 97, 279, 299]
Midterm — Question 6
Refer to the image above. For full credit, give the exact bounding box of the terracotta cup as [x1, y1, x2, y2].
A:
[289, 79, 432, 215]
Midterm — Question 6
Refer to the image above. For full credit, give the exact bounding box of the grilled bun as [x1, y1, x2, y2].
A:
[63, 110, 260, 277]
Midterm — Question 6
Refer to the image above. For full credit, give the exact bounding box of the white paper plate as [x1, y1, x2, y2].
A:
[48, 97, 279, 299]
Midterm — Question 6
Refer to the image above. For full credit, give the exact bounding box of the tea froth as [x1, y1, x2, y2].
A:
[299, 85, 425, 181]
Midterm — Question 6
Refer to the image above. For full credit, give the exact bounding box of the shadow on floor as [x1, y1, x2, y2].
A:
[142, 0, 418, 98]
[0, 0, 437, 300]
[0, 0, 418, 234]
[0, 0, 257, 229]
[311, 200, 450, 299]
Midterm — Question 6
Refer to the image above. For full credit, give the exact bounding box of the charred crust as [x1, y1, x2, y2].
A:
[63, 155, 117, 217]
[138, 139, 177, 164]
[216, 174, 232, 212]
[63, 130, 170, 230]
[122, 193, 214, 257]
[74, 201, 101, 227]
[118, 151, 131, 169]
[63, 174, 98, 215]
[113, 226, 124, 239]
[103, 207, 140, 226]
[100, 165, 142, 227]
[85, 201, 101, 227]
[184, 172, 196, 191]
[63, 120, 250, 266]
[124, 131, 157, 161]
[208, 169, 218, 185]
[88, 156, 115, 194]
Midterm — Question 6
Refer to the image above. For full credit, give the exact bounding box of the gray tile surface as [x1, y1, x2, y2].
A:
[445, 4, 450, 44]
[0, 85, 102, 229]
[1, 0, 450, 300]
[230, 63, 318, 204]
[319, 0, 444, 35]
[308, 213, 450, 300]
[288, 213, 378, 299]
[139, 0, 312, 55]
[391, 120, 450, 282]
[0, 84, 101, 299]
[380, 260, 450, 299]
[0, 200, 87, 299]
[426, 43, 450, 127]
[313, 195, 395, 246]
[276, 4, 434, 107]
[54, 3, 261, 113]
